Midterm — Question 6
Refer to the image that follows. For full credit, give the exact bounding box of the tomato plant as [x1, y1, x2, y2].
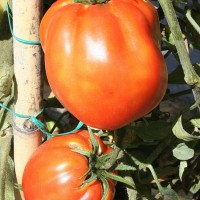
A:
[22, 130, 116, 200]
[2, 0, 200, 200]
[40, 0, 168, 130]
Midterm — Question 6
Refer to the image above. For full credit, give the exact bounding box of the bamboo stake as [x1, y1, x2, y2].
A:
[12, 1, 43, 199]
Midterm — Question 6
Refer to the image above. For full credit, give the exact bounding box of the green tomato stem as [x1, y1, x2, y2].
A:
[158, 0, 200, 87]
[186, 9, 200, 34]
[102, 146, 121, 170]
[88, 127, 99, 155]
[147, 164, 163, 193]
[99, 175, 109, 200]
[145, 135, 173, 164]
[192, 86, 200, 112]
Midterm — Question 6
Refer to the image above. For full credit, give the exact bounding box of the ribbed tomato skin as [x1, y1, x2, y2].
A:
[40, 0, 168, 130]
[22, 130, 115, 200]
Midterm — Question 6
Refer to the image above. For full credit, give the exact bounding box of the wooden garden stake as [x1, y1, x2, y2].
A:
[12, 1, 43, 199]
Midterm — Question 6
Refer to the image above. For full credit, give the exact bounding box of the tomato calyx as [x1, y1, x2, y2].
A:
[73, 128, 135, 200]
[74, 0, 109, 5]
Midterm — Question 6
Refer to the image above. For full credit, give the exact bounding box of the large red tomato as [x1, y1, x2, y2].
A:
[22, 130, 115, 200]
[40, 0, 168, 130]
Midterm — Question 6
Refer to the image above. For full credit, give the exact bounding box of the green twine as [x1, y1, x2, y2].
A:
[4, 3, 84, 137]
[6, 3, 41, 45]
[0, 102, 84, 138]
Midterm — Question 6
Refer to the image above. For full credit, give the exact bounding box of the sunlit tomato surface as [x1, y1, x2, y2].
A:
[40, 0, 168, 130]
[22, 130, 115, 200]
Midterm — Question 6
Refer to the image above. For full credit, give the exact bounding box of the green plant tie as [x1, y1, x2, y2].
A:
[4, 3, 84, 137]
[6, 3, 41, 45]
[0, 102, 84, 138]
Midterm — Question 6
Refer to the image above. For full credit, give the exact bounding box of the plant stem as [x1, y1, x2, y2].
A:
[145, 135, 172, 164]
[158, 0, 200, 87]
[147, 165, 163, 193]
[192, 85, 200, 112]
[12, 1, 43, 199]
[103, 145, 122, 170]
[186, 9, 200, 34]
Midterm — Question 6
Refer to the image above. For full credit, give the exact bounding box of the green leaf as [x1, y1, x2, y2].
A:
[161, 187, 181, 200]
[45, 118, 56, 132]
[134, 120, 171, 141]
[163, 25, 175, 46]
[147, 164, 181, 199]
[100, 146, 122, 170]
[173, 143, 194, 160]
[88, 127, 99, 155]
[172, 115, 200, 141]
[0, 1, 13, 104]
[179, 161, 187, 181]
[0, 0, 12, 39]
[123, 174, 137, 199]
[190, 118, 200, 128]
[190, 179, 200, 194]
[0, 129, 14, 200]
[0, 77, 14, 132]
[72, 149, 91, 158]
[99, 176, 109, 200]
[0, 64, 13, 101]
[96, 153, 113, 169]
[5, 157, 15, 200]
[0, 6, 3, 23]
[102, 171, 135, 189]
[80, 174, 97, 188]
